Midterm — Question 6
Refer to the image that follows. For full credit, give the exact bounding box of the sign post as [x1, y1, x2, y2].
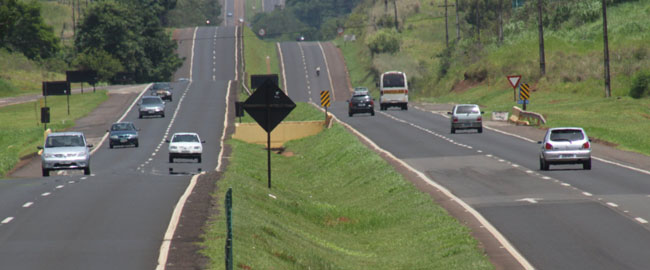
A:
[224, 188, 233, 270]
[243, 75, 296, 189]
[519, 83, 530, 110]
[320, 90, 331, 123]
[507, 75, 522, 102]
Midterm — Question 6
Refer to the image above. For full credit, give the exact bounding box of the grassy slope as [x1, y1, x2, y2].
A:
[0, 91, 108, 177]
[202, 123, 493, 269]
[338, 0, 650, 156]
[242, 25, 282, 98]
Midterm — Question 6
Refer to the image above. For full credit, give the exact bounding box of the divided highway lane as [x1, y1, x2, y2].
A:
[280, 41, 650, 269]
[0, 26, 235, 269]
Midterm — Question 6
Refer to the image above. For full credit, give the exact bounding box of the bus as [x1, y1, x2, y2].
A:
[379, 71, 408, 110]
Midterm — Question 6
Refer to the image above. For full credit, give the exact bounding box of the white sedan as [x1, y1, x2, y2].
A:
[166, 132, 205, 163]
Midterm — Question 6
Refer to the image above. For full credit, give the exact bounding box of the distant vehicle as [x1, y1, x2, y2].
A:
[151, 82, 172, 101]
[348, 90, 375, 117]
[177, 78, 189, 82]
[108, 122, 139, 148]
[378, 71, 408, 111]
[38, 132, 93, 176]
[138, 96, 165, 118]
[239, 17, 244, 23]
[227, 12, 233, 17]
[167, 132, 205, 163]
[448, 104, 484, 134]
[296, 35, 305, 41]
[538, 127, 592, 170]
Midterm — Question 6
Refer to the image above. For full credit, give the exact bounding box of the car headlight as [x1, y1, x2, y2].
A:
[43, 153, 54, 158]
[170, 146, 177, 150]
[77, 152, 87, 157]
[193, 146, 201, 150]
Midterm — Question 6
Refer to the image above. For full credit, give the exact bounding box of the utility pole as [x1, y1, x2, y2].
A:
[71, 0, 76, 37]
[393, 0, 399, 30]
[385, 0, 388, 12]
[475, 0, 480, 43]
[602, 0, 611, 97]
[498, 0, 504, 43]
[537, 0, 546, 76]
[439, 0, 455, 48]
[455, 0, 460, 42]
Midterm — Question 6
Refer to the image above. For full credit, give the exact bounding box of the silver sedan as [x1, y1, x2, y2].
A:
[539, 127, 592, 170]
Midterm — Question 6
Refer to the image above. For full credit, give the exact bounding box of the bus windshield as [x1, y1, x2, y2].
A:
[382, 74, 405, 88]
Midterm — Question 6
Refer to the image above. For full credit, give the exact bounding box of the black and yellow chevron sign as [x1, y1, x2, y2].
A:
[520, 83, 530, 100]
[320, 90, 331, 107]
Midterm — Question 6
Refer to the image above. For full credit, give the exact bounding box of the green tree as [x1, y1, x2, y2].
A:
[0, 0, 59, 59]
[366, 28, 400, 56]
[73, 49, 124, 82]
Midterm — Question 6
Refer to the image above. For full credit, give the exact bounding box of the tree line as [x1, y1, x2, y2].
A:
[1, 0, 220, 84]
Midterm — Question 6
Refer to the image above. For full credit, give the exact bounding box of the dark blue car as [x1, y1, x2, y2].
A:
[108, 122, 139, 148]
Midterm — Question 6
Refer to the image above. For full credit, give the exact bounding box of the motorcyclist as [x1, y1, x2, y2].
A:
[316, 66, 321, 76]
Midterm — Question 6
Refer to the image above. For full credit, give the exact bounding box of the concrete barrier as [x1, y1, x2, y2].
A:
[233, 120, 326, 148]
[509, 106, 546, 126]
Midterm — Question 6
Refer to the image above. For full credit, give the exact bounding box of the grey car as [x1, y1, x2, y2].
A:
[138, 96, 165, 118]
[151, 82, 172, 102]
[38, 132, 93, 176]
[348, 91, 375, 117]
[538, 127, 592, 170]
[448, 104, 484, 133]
[108, 122, 139, 148]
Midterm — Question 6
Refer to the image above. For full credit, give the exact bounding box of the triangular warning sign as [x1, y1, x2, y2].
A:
[507, 75, 521, 89]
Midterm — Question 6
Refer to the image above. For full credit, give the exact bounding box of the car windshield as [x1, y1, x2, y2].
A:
[153, 83, 170, 90]
[111, 123, 135, 131]
[46, 135, 84, 148]
[172, 134, 199, 143]
[550, 129, 584, 141]
[142, 98, 162, 105]
[382, 74, 405, 88]
[352, 95, 370, 102]
[456, 106, 479, 114]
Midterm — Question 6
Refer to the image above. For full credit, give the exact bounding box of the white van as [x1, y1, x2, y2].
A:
[379, 71, 408, 111]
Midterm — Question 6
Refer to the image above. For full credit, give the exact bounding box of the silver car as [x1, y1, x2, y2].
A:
[138, 96, 165, 118]
[448, 104, 484, 133]
[538, 127, 592, 170]
[38, 132, 93, 176]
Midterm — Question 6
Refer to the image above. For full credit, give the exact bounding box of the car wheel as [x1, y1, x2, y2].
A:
[169, 97, 172, 102]
[134, 141, 139, 148]
[583, 159, 592, 170]
[161, 113, 165, 118]
[139, 114, 143, 119]
[540, 158, 550, 171]
[349, 112, 353, 117]
[451, 127, 455, 134]
[109, 143, 114, 149]
[197, 156, 202, 163]
[403, 104, 408, 111]
[169, 156, 173, 163]
[371, 110, 375, 116]
[478, 127, 483, 133]
[42, 169, 49, 177]
[84, 167, 91, 175]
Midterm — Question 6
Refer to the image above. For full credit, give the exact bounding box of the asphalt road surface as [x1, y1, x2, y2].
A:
[0, 26, 234, 269]
[279, 41, 650, 270]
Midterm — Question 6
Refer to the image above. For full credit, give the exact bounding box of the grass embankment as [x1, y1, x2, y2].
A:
[201, 122, 493, 269]
[243, 26, 281, 92]
[0, 91, 108, 178]
[338, 0, 650, 156]
[0, 50, 65, 98]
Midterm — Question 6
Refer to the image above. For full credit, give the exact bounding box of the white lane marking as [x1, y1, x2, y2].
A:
[516, 198, 541, 204]
[1, 217, 14, 224]
[317, 42, 336, 101]
[277, 42, 288, 93]
[309, 103, 534, 270]
[542, 176, 551, 180]
[215, 80, 231, 172]
[583, 192, 593, 197]
[41, 192, 51, 197]
[56, 185, 64, 189]
[525, 170, 534, 174]
[607, 202, 619, 207]
[297, 43, 312, 103]
[561, 183, 571, 187]
[23, 202, 34, 208]
[636, 217, 648, 224]
[156, 173, 202, 270]
[156, 26, 199, 270]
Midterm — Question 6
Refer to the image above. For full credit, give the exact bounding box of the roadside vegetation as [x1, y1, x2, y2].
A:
[202, 121, 493, 269]
[0, 91, 107, 177]
[335, 0, 650, 156]
[242, 26, 282, 93]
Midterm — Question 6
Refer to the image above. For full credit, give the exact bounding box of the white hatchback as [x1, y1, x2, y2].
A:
[167, 132, 205, 163]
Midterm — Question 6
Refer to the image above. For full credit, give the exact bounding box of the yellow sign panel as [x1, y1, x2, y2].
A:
[520, 83, 530, 100]
[320, 90, 330, 107]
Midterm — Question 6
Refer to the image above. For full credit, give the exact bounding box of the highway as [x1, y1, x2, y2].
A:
[280, 41, 650, 270]
[0, 26, 234, 269]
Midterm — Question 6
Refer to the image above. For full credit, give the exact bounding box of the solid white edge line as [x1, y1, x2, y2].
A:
[155, 173, 202, 270]
[318, 42, 336, 101]
[215, 80, 231, 172]
[234, 26, 239, 81]
[636, 217, 648, 224]
[23, 202, 34, 208]
[156, 26, 198, 270]
[1, 217, 13, 224]
[277, 42, 288, 94]
[309, 102, 535, 270]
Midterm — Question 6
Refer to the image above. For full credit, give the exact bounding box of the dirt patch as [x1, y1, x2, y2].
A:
[452, 79, 481, 93]
[549, 99, 569, 104]
[591, 137, 619, 147]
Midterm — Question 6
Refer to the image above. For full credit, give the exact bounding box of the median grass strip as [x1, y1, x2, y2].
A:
[201, 123, 493, 269]
[0, 91, 108, 178]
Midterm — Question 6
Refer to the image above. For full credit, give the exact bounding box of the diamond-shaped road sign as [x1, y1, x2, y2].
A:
[243, 79, 296, 132]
